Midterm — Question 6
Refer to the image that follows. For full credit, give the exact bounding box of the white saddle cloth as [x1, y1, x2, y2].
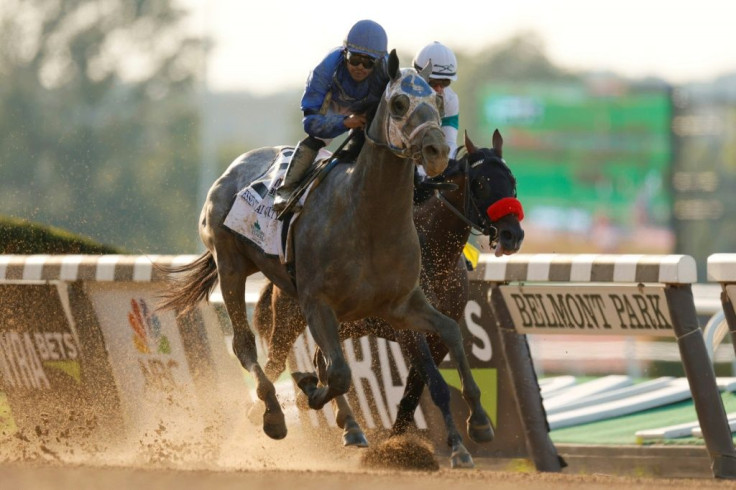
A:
[223, 147, 332, 262]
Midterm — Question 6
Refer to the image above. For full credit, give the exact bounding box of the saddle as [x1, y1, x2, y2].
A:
[223, 147, 349, 267]
[278, 130, 364, 219]
[278, 156, 341, 220]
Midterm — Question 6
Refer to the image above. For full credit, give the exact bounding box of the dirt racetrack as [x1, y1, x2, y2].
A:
[4, 461, 736, 490]
[2, 426, 735, 490]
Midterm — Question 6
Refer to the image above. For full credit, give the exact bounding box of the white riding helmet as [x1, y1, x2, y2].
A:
[413, 41, 457, 81]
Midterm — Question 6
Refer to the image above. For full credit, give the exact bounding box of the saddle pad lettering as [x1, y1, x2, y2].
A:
[223, 147, 331, 261]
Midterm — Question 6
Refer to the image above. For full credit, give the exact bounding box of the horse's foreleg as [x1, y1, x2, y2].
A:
[313, 350, 368, 447]
[220, 267, 286, 440]
[394, 289, 494, 446]
[397, 330, 473, 468]
[393, 335, 449, 436]
[292, 302, 350, 410]
[392, 366, 423, 435]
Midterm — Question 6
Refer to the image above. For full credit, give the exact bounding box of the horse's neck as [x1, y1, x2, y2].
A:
[349, 142, 415, 223]
[418, 181, 471, 263]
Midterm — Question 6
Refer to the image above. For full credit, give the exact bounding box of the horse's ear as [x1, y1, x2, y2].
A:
[419, 59, 432, 81]
[388, 49, 400, 81]
[492, 129, 503, 158]
[464, 130, 478, 154]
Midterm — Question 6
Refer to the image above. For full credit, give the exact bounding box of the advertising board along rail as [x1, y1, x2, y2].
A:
[470, 253, 736, 479]
[0, 254, 247, 454]
[0, 254, 557, 469]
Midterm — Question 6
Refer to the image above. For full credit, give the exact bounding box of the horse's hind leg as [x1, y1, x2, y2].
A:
[254, 283, 306, 382]
[397, 330, 473, 468]
[313, 350, 368, 447]
[218, 254, 286, 440]
[393, 335, 449, 435]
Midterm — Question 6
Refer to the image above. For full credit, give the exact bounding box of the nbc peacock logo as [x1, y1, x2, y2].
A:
[128, 298, 171, 355]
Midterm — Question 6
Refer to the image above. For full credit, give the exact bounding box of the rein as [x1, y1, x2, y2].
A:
[366, 118, 440, 162]
[434, 157, 498, 240]
[365, 75, 442, 161]
[365, 125, 411, 159]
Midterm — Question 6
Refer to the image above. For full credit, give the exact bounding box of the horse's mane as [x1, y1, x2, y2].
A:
[365, 103, 379, 127]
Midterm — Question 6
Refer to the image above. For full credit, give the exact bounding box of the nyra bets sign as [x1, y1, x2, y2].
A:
[499, 284, 674, 337]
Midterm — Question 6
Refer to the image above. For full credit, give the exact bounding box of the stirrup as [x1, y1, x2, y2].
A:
[273, 194, 289, 213]
[275, 190, 302, 219]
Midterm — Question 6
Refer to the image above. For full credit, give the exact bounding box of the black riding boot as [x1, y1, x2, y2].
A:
[273, 137, 323, 215]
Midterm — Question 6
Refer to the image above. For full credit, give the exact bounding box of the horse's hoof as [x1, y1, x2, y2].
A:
[247, 400, 266, 425]
[291, 371, 319, 393]
[263, 409, 287, 440]
[390, 414, 417, 437]
[343, 428, 369, 448]
[450, 449, 475, 469]
[467, 420, 495, 443]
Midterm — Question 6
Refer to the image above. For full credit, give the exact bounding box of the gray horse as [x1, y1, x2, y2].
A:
[253, 130, 524, 467]
[157, 50, 493, 446]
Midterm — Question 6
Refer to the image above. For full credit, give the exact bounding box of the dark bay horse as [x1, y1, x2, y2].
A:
[253, 130, 524, 467]
[157, 50, 493, 447]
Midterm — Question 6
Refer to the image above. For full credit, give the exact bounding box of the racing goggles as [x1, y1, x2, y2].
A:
[429, 78, 451, 89]
[346, 51, 376, 70]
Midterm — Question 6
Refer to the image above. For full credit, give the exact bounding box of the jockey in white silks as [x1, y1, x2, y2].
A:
[413, 41, 459, 161]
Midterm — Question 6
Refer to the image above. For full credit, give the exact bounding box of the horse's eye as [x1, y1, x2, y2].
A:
[475, 176, 491, 194]
[435, 94, 445, 117]
[390, 94, 410, 117]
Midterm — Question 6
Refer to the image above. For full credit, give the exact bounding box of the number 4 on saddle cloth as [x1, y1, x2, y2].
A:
[223, 146, 335, 264]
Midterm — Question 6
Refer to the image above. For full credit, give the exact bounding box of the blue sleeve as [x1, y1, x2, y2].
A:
[303, 113, 349, 139]
[300, 49, 348, 139]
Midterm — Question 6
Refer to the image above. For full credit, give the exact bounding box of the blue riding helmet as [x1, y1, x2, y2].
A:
[344, 20, 387, 58]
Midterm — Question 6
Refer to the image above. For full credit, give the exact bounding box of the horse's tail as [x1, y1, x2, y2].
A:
[252, 281, 274, 337]
[156, 251, 219, 316]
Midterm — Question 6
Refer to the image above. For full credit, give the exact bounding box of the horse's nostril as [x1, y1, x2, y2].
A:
[499, 229, 524, 249]
[424, 144, 448, 159]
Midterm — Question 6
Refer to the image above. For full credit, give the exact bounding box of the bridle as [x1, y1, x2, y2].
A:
[433, 156, 498, 243]
[365, 71, 442, 162]
[433, 151, 523, 248]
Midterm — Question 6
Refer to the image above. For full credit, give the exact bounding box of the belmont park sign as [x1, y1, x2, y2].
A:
[499, 285, 674, 336]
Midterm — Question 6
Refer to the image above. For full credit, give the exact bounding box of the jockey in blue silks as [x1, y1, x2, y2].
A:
[273, 19, 390, 217]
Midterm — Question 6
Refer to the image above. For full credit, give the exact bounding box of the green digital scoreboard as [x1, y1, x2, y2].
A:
[478, 82, 672, 248]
